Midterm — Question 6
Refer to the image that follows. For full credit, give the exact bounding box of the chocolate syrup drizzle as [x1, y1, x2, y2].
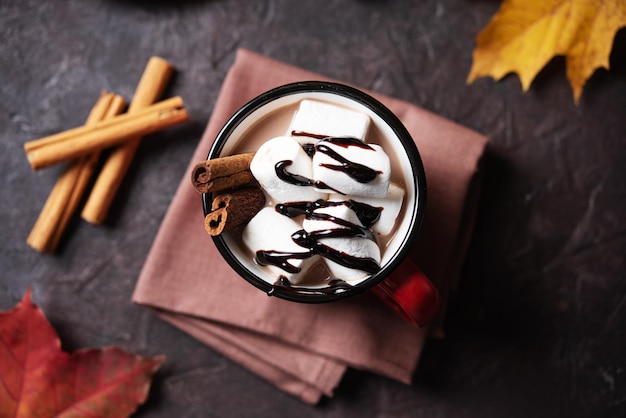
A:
[275, 136, 383, 195]
[255, 200, 383, 276]
[297, 135, 381, 183]
[291, 130, 329, 140]
[256, 248, 313, 274]
[275, 160, 343, 194]
[268, 276, 355, 296]
[276, 200, 381, 230]
[316, 142, 380, 183]
[256, 135, 387, 292]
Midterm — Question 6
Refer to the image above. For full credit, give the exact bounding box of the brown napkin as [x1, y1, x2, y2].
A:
[132, 49, 488, 404]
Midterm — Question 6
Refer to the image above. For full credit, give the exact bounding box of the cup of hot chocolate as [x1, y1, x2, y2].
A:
[193, 81, 427, 303]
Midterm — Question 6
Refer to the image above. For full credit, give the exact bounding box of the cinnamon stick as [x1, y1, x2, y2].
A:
[191, 153, 256, 194]
[27, 92, 127, 252]
[24, 95, 188, 170]
[204, 187, 266, 235]
[82, 56, 174, 224]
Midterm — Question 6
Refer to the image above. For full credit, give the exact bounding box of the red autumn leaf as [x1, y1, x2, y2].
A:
[0, 289, 165, 418]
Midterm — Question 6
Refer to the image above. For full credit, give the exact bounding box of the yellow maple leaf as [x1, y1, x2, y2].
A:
[467, 0, 626, 103]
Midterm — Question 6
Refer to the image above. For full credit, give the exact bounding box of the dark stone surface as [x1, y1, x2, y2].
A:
[1, 0, 625, 416]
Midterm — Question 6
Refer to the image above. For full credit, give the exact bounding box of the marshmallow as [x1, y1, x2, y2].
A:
[243, 207, 320, 284]
[333, 182, 405, 236]
[302, 201, 381, 282]
[288, 99, 371, 142]
[250, 136, 327, 204]
[312, 141, 391, 198]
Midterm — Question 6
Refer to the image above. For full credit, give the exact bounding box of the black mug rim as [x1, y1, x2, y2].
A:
[203, 81, 427, 303]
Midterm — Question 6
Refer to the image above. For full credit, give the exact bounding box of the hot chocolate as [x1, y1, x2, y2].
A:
[198, 82, 426, 303]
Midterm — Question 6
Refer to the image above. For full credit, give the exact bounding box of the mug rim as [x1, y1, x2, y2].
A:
[203, 81, 427, 303]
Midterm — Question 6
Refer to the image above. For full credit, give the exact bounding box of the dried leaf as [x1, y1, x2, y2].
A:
[467, 0, 626, 102]
[0, 290, 165, 418]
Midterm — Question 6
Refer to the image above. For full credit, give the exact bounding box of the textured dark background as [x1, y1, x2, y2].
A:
[2, 0, 625, 416]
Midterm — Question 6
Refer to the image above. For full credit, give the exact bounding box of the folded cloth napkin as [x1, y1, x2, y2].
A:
[132, 49, 488, 404]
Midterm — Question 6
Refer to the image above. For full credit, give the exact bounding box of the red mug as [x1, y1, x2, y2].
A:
[202, 81, 439, 326]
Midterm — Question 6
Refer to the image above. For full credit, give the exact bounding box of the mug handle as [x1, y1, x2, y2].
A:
[371, 258, 441, 328]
